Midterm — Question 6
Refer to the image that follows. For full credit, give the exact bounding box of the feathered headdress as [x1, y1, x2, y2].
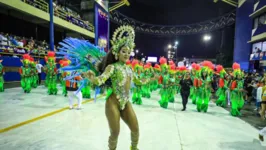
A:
[111, 25, 135, 60]
[45, 51, 56, 63]
[201, 61, 213, 75]
[159, 57, 168, 71]
[232, 62, 243, 77]
[22, 54, 31, 65]
[169, 64, 176, 74]
[57, 38, 106, 97]
[179, 66, 187, 74]
[216, 65, 227, 78]
[154, 64, 161, 71]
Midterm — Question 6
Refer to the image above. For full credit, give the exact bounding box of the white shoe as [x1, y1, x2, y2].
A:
[254, 108, 258, 111]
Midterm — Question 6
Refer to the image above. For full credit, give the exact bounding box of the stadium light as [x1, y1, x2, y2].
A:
[136, 49, 139, 53]
[203, 35, 211, 41]
[175, 41, 179, 45]
[168, 44, 172, 49]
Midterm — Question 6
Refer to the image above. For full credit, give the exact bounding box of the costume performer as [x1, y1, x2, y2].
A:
[0, 59, 4, 92]
[30, 57, 38, 88]
[131, 59, 144, 105]
[168, 64, 176, 103]
[142, 64, 151, 98]
[158, 57, 170, 108]
[19, 54, 32, 93]
[44, 51, 58, 95]
[191, 64, 201, 105]
[215, 65, 228, 107]
[196, 61, 213, 112]
[153, 64, 161, 90]
[59, 25, 143, 150]
[230, 63, 244, 116]
[59, 59, 69, 96]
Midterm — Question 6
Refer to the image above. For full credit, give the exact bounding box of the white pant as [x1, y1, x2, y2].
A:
[259, 127, 266, 136]
[68, 91, 83, 109]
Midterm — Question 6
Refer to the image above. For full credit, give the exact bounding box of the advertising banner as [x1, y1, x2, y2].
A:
[95, 2, 109, 52]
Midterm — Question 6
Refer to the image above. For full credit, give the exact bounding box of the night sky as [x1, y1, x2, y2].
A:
[110, 0, 235, 60]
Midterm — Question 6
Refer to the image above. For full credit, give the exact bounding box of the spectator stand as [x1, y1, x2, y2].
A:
[22, 0, 94, 32]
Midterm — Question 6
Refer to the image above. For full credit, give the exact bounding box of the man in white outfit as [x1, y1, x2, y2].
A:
[36, 60, 43, 85]
[65, 71, 83, 110]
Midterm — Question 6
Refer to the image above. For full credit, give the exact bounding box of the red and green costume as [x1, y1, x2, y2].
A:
[191, 64, 201, 104]
[158, 57, 170, 108]
[196, 61, 213, 112]
[153, 64, 161, 90]
[230, 63, 244, 116]
[59, 59, 70, 97]
[0, 59, 4, 92]
[215, 65, 228, 107]
[142, 64, 151, 98]
[19, 54, 32, 93]
[44, 51, 58, 95]
[131, 59, 144, 105]
[29, 57, 38, 88]
[168, 64, 177, 103]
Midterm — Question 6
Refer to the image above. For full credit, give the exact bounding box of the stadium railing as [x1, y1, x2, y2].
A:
[22, 0, 94, 32]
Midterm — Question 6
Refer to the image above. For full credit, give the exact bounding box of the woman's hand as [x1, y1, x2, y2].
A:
[82, 70, 95, 81]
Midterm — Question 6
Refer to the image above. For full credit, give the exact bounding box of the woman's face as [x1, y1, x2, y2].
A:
[118, 46, 131, 63]
[203, 72, 207, 76]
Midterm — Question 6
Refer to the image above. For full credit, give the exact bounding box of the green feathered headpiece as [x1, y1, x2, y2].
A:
[111, 25, 135, 60]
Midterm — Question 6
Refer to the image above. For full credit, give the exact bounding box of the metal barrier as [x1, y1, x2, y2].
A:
[23, 0, 48, 12]
[22, 0, 94, 32]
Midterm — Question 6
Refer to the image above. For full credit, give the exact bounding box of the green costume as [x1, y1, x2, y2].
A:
[215, 65, 228, 107]
[131, 60, 144, 105]
[230, 63, 244, 116]
[0, 60, 4, 92]
[19, 54, 32, 93]
[196, 61, 213, 112]
[44, 51, 58, 95]
[191, 64, 201, 105]
[158, 57, 171, 108]
[168, 65, 176, 103]
[30, 58, 38, 88]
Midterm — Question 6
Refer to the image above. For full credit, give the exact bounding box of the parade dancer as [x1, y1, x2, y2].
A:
[19, 54, 32, 93]
[189, 63, 196, 99]
[59, 25, 144, 150]
[0, 59, 4, 92]
[158, 57, 170, 109]
[59, 59, 69, 96]
[44, 51, 58, 95]
[142, 64, 151, 98]
[215, 65, 228, 107]
[230, 63, 244, 116]
[153, 64, 161, 90]
[196, 61, 213, 112]
[191, 64, 201, 104]
[132, 59, 143, 105]
[30, 57, 38, 88]
[168, 64, 176, 103]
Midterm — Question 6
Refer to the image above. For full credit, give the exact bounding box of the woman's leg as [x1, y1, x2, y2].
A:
[121, 102, 139, 150]
[105, 97, 121, 150]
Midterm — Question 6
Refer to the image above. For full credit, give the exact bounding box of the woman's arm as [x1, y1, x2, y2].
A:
[85, 65, 114, 86]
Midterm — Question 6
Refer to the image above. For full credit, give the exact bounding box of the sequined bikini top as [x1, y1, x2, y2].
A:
[93, 62, 146, 110]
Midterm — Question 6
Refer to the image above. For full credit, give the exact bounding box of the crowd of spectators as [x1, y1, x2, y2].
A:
[210, 70, 266, 120]
[0, 32, 59, 57]
[22, 0, 93, 32]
